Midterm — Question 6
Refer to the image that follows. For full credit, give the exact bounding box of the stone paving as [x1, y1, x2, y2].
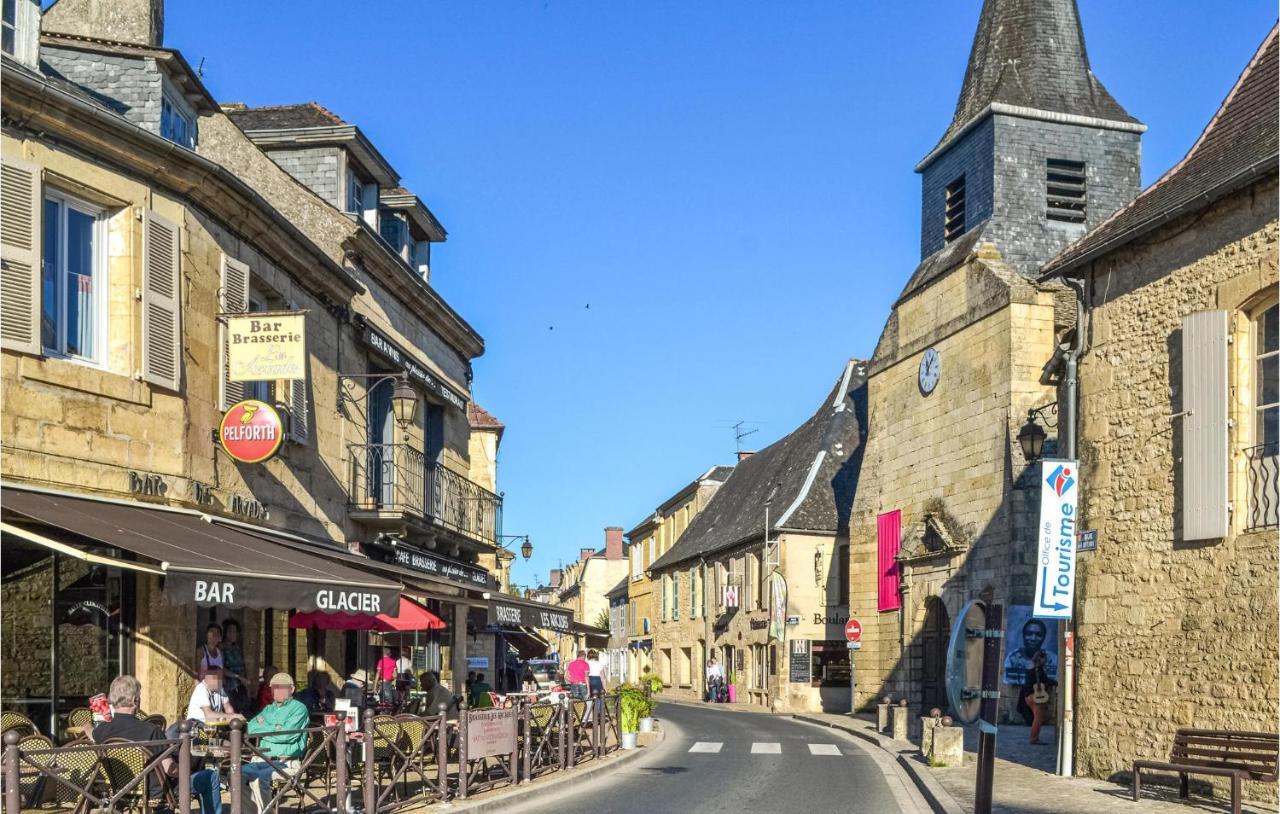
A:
[795, 712, 1275, 814]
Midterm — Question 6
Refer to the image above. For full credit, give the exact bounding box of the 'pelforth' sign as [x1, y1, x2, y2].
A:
[219, 400, 284, 464]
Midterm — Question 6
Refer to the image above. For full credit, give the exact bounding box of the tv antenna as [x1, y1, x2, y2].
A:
[732, 420, 759, 453]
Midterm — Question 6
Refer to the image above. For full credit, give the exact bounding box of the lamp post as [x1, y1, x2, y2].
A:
[1017, 403, 1058, 462]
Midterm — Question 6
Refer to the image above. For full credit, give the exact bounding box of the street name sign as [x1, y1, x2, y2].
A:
[1032, 459, 1080, 619]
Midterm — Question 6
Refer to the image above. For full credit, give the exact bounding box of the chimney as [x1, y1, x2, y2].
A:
[549, 569, 562, 588]
[737, 451, 755, 463]
[579, 548, 594, 562]
[42, 0, 165, 46]
[604, 527, 624, 560]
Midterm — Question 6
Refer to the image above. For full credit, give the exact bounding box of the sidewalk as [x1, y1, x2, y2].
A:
[792, 712, 1273, 814]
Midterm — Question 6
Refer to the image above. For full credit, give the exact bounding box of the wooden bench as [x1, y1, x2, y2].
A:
[1132, 728, 1278, 814]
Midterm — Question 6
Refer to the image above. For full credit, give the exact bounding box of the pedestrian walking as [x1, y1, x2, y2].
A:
[705, 657, 725, 702]
[587, 649, 606, 697]
[1022, 650, 1056, 745]
[566, 651, 590, 700]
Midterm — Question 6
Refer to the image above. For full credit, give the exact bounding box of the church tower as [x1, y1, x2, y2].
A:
[914, 0, 1145, 278]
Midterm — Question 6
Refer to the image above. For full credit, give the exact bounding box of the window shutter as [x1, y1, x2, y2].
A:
[877, 509, 902, 611]
[141, 210, 182, 390]
[1181, 310, 1229, 540]
[219, 255, 250, 410]
[286, 305, 309, 444]
[0, 156, 41, 354]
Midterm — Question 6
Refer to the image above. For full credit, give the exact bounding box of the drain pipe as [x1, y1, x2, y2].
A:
[1056, 274, 1086, 778]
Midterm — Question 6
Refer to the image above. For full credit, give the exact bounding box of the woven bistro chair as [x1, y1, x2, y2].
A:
[2, 710, 37, 738]
[23, 734, 104, 810]
[65, 709, 93, 730]
[99, 738, 167, 814]
[394, 715, 432, 796]
[140, 715, 166, 731]
[14, 734, 53, 808]
[369, 715, 407, 802]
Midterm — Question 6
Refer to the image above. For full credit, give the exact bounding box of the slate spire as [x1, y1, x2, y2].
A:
[930, 0, 1138, 155]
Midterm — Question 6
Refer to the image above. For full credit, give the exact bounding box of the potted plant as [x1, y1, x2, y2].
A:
[618, 684, 648, 749]
[638, 670, 662, 732]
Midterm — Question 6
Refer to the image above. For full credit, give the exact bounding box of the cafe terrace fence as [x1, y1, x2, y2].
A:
[1, 695, 623, 813]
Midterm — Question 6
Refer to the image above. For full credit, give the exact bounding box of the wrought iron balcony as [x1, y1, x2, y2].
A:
[348, 443, 502, 546]
[1245, 442, 1278, 531]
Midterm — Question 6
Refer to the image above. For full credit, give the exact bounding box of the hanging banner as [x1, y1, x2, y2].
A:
[1032, 459, 1079, 619]
[226, 311, 307, 381]
[768, 571, 788, 642]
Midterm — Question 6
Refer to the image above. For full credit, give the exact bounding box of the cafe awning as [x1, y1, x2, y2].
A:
[288, 595, 446, 632]
[485, 592, 572, 634]
[502, 627, 550, 660]
[0, 487, 402, 613]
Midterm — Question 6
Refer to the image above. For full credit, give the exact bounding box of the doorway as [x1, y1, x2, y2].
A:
[920, 597, 950, 712]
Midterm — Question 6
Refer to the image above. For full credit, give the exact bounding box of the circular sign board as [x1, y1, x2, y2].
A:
[844, 618, 863, 643]
[219, 400, 284, 464]
[945, 599, 988, 725]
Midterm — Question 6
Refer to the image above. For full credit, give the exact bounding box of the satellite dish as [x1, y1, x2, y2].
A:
[945, 599, 988, 725]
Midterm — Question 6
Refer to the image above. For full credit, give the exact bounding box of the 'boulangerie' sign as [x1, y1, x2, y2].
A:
[226, 312, 307, 381]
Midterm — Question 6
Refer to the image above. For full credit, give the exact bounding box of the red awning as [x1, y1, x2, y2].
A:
[288, 595, 446, 632]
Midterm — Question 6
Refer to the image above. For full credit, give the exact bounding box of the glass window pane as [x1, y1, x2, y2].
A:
[64, 206, 95, 359]
[1259, 353, 1279, 407]
[2, 0, 16, 26]
[1263, 304, 1279, 355]
[41, 199, 60, 351]
[1261, 406, 1279, 449]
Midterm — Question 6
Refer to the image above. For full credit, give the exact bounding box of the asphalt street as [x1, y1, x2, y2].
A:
[506, 702, 929, 814]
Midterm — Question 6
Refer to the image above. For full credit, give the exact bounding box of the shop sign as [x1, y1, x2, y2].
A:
[393, 548, 493, 589]
[226, 312, 307, 382]
[467, 657, 490, 670]
[1033, 459, 1079, 619]
[219, 400, 284, 464]
[361, 325, 468, 411]
[749, 619, 769, 630]
[128, 471, 167, 497]
[465, 708, 517, 760]
[813, 613, 849, 625]
[165, 572, 397, 613]
[789, 639, 812, 683]
[485, 599, 572, 633]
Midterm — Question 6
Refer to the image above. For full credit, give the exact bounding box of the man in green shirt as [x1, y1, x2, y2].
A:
[241, 672, 310, 813]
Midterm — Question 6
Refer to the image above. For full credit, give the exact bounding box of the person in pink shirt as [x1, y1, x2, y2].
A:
[375, 647, 397, 704]
[566, 651, 590, 700]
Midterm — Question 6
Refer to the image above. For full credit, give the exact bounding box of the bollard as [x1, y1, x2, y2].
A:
[436, 703, 448, 797]
[930, 726, 965, 767]
[891, 704, 910, 741]
[177, 721, 192, 814]
[457, 701, 469, 799]
[877, 701, 892, 733]
[334, 711, 347, 814]
[920, 716, 941, 756]
[363, 713, 376, 814]
[229, 719, 243, 814]
[4, 730, 22, 814]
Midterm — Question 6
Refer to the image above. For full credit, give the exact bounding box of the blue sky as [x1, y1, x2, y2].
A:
[167, 1, 1274, 588]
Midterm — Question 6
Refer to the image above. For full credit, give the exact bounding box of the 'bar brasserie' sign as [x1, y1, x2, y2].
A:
[226, 311, 307, 382]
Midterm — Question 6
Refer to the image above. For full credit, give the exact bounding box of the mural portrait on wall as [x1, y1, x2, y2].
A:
[1002, 605, 1059, 686]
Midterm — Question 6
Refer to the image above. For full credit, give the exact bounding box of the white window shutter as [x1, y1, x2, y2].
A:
[286, 304, 309, 444]
[219, 255, 250, 410]
[1181, 310, 1229, 540]
[0, 156, 42, 354]
[141, 210, 182, 390]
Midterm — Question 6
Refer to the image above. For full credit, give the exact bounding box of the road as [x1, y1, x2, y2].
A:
[506, 702, 931, 814]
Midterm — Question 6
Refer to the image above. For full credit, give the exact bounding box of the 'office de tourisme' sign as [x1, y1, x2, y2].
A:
[1032, 459, 1080, 619]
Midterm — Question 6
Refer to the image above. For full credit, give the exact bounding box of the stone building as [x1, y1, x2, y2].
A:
[623, 465, 733, 684]
[0, 0, 568, 727]
[550, 529, 628, 662]
[650, 359, 867, 713]
[844, 0, 1145, 717]
[1038, 27, 1278, 801]
[605, 577, 631, 685]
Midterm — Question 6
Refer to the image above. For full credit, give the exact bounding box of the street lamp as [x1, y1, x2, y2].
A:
[1017, 403, 1058, 462]
[521, 538, 533, 561]
[391, 379, 419, 431]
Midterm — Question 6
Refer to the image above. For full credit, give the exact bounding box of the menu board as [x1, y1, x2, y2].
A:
[465, 708, 517, 759]
[789, 639, 812, 683]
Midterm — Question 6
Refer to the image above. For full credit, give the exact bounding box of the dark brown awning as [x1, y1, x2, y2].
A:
[486, 593, 572, 633]
[1, 487, 402, 613]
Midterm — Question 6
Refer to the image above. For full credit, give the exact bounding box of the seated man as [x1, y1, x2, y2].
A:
[420, 671, 456, 720]
[184, 669, 242, 729]
[468, 673, 493, 708]
[90, 675, 223, 814]
[241, 672, 310, 814]
[293, 671, 334, 713]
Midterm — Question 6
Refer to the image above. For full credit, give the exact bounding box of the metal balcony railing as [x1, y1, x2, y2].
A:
[427, 460, 503, 546]
[348, 444, 503, 546]
[1245, 442, 1279, 531]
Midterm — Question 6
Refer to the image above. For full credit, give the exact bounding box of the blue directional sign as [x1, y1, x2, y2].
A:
[1032, 459, 1079, 619]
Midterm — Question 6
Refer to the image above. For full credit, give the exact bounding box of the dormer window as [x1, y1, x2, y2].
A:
[379, 212, 406, 252]
[160, 91, 197, 149]
[345, 168, 378, 228]
[943, 175, 967, 243]
[346, 171, 364, 216]
[3, 0, 39, 69]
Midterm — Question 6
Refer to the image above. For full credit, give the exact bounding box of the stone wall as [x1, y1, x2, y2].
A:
[1073, 175, 1279, 803]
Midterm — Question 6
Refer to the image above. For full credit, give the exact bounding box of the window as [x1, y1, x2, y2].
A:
[2, 0, 15, 56]
[1046, 159, 1087, 223]
[1247, 302, 1279, 530]
[943, 175, 966, 243]
[631, 545, 642, 581]
[161, 92, 196, 149]
[752, 644, 766, 690]
[380, 212, 406, 252]
[688, 566, 698, 619]
[660, 574, 669, 621]
[830, 544, 849, 606]
[672, 572, 680, 620]
[2, 0, 36, 67]
[41, 193, 104, 363]
[346, 171, 365, 216]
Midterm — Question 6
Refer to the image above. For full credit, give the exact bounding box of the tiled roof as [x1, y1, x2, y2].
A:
[929, 0, 1138, 158]
[225, 102, 347, 130]
[649, 360, 868, 573]
[1042, 26, 1279, 279]
[467, 402, 505, 431]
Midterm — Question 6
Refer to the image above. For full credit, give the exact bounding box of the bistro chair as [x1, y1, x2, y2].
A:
[394, 714, 431, 794]
[370, 716, 406, 801]
[140, 714, 166, 731]
[22, 733, 104, 811]
[14, 733, 53, 808]
[2, 710, 37, 738]
[99, 738, 166, 814]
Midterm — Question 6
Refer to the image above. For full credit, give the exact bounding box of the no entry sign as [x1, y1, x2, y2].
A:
[845, 618, 863, 643]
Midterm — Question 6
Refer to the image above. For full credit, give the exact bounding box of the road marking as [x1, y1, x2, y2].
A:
[751, 742, 781, 754]
[688, 741, 723, 753]
[808, 743, 841, 755]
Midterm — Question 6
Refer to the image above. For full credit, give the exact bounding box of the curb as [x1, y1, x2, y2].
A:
[792, 714, 965, 814]
[435, 728, 667, 813]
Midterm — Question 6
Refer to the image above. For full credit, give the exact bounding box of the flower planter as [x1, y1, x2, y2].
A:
[621, 731, 638, 750]
[639, 717, 654, 733]
[727, 685, 737, 703]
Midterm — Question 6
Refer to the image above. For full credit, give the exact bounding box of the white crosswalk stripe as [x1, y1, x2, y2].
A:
[808, 743, 842, 755]
[688, 741, 723, 753]
[750, 742, 781, 754]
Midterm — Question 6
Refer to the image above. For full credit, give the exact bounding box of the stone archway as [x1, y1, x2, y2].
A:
[920, 597, 950, 712]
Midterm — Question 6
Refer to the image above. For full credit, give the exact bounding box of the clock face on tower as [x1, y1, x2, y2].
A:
[919, 347, 940, 395]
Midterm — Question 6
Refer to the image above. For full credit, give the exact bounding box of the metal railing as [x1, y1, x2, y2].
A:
[347, 447, 502, 546]
[1245, 442, 1279, 531]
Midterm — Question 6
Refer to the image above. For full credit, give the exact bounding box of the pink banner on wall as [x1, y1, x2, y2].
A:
[877, 510, 902, 611]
